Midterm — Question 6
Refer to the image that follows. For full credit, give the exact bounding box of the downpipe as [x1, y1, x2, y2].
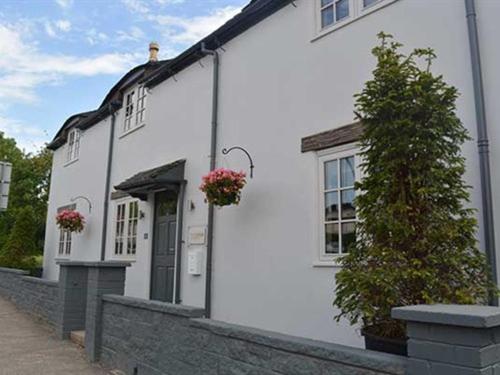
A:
[201, 42, 220, 318]
[464, 0, 498, 305]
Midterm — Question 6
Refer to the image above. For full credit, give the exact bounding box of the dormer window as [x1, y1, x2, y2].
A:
[66, 128, 80, 163]
[123, 85, 146, 135]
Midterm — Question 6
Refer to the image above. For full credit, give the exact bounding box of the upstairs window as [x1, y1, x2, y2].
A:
[320, 0, 349, 29]
[318, 0, 394, 33]
[114, 200, 139, 257]
[66, 128, 80, 163]
[124, 90, 135, 133]
[123, 85, 147, 134]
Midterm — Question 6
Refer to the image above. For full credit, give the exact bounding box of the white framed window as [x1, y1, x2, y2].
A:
[123, 85, 147, 135]
[58, 230, 72, 256]
[316, 145, 360, 265]
[320, 0, 350, 29]
[66, 128, 80, 163]
[124, 90, 135, 133]
[316, 0, 397, 36]
[114, 200, 139, 257]
[136, 85, 147, 127]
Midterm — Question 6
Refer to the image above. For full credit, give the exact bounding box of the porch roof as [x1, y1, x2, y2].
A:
[114, 159, 186, 200]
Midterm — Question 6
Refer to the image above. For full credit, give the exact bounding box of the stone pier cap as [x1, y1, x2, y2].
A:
[392, 304, 500, 328]
[56, 261, 132, 268]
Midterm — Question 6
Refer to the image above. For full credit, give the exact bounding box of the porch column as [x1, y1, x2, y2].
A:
[393, 304, 500, 375]
[84, 261, 130, 362]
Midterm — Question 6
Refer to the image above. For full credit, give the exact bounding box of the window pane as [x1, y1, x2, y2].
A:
[335, 0, 349, 21]
[321, 0, 334, 6]
[321, 5, 334, 28]
[341, 189, 356, 219]
[325, 223, 339, 254]
[324, 160, 338, 190]
[325, 192, 339, 221]
[342, 222, 356, 253]
[363, 0, 378, 7]
[340, 156, 355, 187]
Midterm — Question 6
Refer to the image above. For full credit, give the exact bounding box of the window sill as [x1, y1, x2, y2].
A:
[64, 158, 79, 167]
[109, 256, 136, 263]
[313, 257, 344, 268]
[119, 123, 145, 139]
[311, 0, 399, 43]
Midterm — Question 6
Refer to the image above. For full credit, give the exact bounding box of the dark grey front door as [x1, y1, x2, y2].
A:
[151, 190, 178, 302]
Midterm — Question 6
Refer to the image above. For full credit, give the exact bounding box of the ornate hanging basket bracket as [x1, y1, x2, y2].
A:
[221, 146, 254, 178]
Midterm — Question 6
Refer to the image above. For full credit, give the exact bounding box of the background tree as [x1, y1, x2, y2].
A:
[0, 132, 52, 270]
[333, 33, 495, 339]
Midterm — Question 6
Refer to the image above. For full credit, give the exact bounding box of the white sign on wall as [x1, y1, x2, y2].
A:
[187, 226, 207, 246]
[0, 162, 12, 211]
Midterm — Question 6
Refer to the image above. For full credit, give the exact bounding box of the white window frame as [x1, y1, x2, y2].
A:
[113, 199, 139, 259]
[314, 143, 361, 266]
[318, 0, 354, 31]
[122, 85, 147, 137]
[66, 128, 80, 164]
[58, 229, 72, 258]
[314, 0, 398, 39]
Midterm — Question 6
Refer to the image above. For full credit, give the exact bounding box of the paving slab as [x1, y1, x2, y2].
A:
[0, 296, 110, 375]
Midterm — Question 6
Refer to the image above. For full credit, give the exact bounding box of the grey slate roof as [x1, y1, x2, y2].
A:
[48, 0, 293, 151]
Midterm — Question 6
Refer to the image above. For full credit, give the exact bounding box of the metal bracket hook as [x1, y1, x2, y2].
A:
[221, 146, 255, 178]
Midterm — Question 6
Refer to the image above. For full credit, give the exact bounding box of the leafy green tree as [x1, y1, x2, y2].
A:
[0, 132, 52, 257]
[333, 33, 495, 339]
[0, 206, 39, 270]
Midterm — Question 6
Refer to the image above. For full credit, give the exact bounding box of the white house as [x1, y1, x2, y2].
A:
[43, 0, 500, 348]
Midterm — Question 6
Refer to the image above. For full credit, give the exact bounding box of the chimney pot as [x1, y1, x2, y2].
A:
[149, 42, 159, 62]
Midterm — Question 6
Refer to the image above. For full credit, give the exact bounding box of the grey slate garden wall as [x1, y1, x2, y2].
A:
[0, 267, 59, 325]
[100, 294, 407, 375]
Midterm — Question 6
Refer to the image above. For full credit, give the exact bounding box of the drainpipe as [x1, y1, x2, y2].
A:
[200, 42, 219, 318]
[465, 0, 498, 305]
[100, 103, 118, 261]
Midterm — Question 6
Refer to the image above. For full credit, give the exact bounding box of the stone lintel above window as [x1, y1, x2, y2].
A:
[301, 122, 363, 153]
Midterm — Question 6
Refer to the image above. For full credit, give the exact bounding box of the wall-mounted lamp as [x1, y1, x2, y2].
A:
[139, 210, 146, 219]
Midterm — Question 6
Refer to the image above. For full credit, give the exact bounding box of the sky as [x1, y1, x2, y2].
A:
[0, 0, 248, 153]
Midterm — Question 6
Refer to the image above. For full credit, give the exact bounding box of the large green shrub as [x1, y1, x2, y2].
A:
[333, 33, 495, 339]
[0, 206, 39, 271]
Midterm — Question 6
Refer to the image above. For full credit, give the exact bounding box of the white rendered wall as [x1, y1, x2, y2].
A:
[43, 0, 500, 348]
[43, 119, 109, 280]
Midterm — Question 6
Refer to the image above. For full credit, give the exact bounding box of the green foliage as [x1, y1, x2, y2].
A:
[333, 33, 496, 339]
[0, 132, 52, 269]
[0, 206, 39, 270]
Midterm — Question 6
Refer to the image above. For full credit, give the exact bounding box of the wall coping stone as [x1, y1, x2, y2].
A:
[190, 318, 407, 375]
[22, 276, 58, 287]
[392, 304, 500, 328]
[102, 294, 205, 318]
[0, 267, 29, 275]
[56, 261, 131, 268]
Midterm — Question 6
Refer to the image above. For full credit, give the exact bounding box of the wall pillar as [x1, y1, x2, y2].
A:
[84, 262, 130, 362]
[393, 304, 500, 375]
[56, 262, 89, 339]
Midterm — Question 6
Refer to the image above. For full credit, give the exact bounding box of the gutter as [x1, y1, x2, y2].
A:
[465, 0, 498, 304]
[100, 102, 119, 261]
[200, 42, 220, 318]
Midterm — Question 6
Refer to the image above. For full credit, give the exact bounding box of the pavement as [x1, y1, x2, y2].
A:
[0, 296, 110, 375]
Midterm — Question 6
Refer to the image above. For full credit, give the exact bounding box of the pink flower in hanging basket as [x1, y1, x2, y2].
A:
[56, 210, 85, 233]
[200, 168, 247, 207]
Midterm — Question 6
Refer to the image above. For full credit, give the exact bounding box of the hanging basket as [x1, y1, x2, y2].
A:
[56, 210, 85, 233]
[200, 168, 247, 207]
